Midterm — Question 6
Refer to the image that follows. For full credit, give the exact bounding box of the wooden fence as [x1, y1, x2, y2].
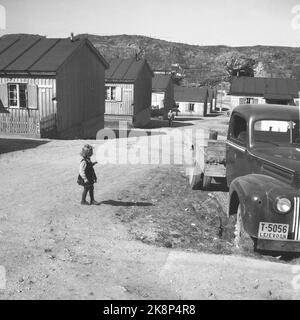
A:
[0, 114, 40, 136]
[0, 113, 58, 138]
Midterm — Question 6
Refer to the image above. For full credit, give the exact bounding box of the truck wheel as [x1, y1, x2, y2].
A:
[234, 204, 256, 252]
[200, 174, 212, 190]
[234, 204, 245, 248]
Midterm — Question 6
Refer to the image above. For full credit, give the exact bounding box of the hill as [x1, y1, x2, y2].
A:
[80, 34, 300, 85]
[3, 33, 300, 85]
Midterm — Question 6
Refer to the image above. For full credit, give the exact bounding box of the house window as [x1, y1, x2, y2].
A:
[8, 84, 27, 108]
[105, 86, 116, 101]
[105, 86, 122, 101]
[188, 103, 195, 111]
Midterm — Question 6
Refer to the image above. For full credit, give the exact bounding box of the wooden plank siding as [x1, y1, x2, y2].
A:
[56, 43, 105, 139]
[105, 83, 134, 115]
[176, 101, 206, 117]
[0, 77, 56, 137]
[133, 63, 152, 127]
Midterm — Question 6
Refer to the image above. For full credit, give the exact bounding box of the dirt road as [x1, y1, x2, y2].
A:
[0, 118, 299, 300]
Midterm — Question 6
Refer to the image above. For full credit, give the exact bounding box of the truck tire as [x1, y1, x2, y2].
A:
[233, 204, 257, 252]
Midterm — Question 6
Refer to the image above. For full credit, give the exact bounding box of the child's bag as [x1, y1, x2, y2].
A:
[77, 174, 85, 186]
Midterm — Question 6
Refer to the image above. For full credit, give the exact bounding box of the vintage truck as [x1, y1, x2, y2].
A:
[189, 104, 300, 253]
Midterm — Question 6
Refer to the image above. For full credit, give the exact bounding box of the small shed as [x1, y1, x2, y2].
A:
[105, 57, 153, 127]
[151, 73, 174, 120]
[229, 76, 300, 107]
[174, 86, 208, 117]
[0, 34, 108, 139]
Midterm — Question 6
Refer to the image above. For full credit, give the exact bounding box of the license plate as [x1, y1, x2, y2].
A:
[258, 222, 289, 240]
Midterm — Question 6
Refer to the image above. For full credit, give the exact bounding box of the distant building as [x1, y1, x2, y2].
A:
[151, 74, 174, 120]
[208, 87, 217, 112]
[0, 35, 108, 139]
[229, 76, 300, 107]
[174, 86, 208, 117]
[105, 57, 153, 127]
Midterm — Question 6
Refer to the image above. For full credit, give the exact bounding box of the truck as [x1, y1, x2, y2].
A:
[189, 104, 300, 253]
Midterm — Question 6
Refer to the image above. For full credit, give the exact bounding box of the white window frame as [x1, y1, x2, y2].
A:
[105, 86, 123, 102]
[8, 83, 28, 109]
[188, 103, 195, 111]
[105, 86, 116, 101]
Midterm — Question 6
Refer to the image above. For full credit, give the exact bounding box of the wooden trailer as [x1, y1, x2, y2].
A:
[188, 134, 226, 190]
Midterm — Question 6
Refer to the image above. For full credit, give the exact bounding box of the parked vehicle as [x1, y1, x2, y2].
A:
[189, 104, 300, 253]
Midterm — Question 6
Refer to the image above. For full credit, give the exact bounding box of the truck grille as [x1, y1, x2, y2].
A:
[292, 197, 300, 240]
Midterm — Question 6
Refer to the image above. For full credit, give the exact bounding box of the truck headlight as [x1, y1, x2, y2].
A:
[275, 197, 292, 214]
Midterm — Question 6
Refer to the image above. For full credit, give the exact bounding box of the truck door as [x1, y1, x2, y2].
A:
[226, 114, 249, 186]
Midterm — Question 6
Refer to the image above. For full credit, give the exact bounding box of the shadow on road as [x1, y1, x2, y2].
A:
[101, 200, 154, 207]
[174, 117, 204, 121]
[146, 119, 194, 129]
[0, 138, 49, 155]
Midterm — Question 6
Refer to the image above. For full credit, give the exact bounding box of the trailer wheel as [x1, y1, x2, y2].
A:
[200, 174, 212, 190]
[188, 164, 203, 190]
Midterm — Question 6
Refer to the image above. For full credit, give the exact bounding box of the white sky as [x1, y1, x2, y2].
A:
[0, 0, 300, 47]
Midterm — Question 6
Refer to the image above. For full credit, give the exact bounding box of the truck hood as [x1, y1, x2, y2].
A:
[251, 146, 300, 173]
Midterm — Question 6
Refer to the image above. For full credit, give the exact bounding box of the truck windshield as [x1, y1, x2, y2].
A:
[253, 120, 300, 146]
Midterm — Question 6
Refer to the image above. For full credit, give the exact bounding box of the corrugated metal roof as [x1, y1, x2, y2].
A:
[105, 57, 153, 82]
[0, 35, 108, 73]
[174, 86, 208, 103]
[229, 76, 299, 98]
[152, 74, 172, 91]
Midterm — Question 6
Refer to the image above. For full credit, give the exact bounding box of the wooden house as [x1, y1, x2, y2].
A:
[229, 77, 300, 107]
[105, 57, 153, 127]
[0, 35, 108, 139]
[174, 86, 208, 117]
[151, 73, 174, 119]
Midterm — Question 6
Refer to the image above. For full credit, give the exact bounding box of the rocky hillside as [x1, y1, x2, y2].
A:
[79, 34, 300, 85]
[3, 33, 300, 85]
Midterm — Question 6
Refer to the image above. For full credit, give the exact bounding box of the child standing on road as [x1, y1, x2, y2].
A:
[168, 110, 174, 127]
[77, 144, 100, 206]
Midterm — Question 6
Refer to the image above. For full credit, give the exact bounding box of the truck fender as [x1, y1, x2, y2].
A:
[228, 173, 278, 217]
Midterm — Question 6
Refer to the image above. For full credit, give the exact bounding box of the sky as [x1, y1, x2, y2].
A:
[0, 0, 300, 47]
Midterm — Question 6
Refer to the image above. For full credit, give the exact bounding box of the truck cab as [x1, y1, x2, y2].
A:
[227, 104, 300, 252]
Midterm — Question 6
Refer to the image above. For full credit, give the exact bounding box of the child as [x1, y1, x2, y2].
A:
[78, 144, 100, 205]
[168, 110, 173, 127]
